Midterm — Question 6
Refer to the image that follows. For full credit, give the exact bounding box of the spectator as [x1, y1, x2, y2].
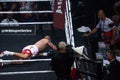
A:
[0, 2, 19, 11]
[107, 50, 120, 80]
[109, 15, 120, 56]
[83, 10, 114, 46]
[0, 2, 19, 21]
[36, 1, 52, 22]
[50, 0, 54, 11]
[36, 1, 54, 33]
[50, 41, 74, 80]
[1, 11, 19, 27]
[111, 15, 120, 45]
[0, 3, 3, 22]
[113, 0, 120, 15]
[19, 2, 37, 22]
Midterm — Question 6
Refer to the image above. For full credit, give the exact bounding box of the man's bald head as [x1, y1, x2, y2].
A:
[58, 41, 67, 50]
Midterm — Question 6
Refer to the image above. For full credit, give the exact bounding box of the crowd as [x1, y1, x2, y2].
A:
[0, 1, 53, 27]
[81, 0, 120, 80]
[73, 3, 120, 80]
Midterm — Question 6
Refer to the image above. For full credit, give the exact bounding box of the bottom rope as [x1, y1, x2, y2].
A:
[0, 70, 54, 75]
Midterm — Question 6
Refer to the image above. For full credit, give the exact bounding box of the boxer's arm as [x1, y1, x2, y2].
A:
[48, 42, 57, 50]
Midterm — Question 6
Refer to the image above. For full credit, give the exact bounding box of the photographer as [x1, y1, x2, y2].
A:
[50, 41, 74, 80]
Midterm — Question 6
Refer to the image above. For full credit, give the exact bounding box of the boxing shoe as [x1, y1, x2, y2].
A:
[0, 59, 3, 67]
[47, 49, 54, 57]
[0, 51, 4, 57]
[0, 50, 14, 56]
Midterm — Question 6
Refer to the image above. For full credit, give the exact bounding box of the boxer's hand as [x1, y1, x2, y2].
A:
[0, 59, 3, 67]
[47, 49, 54, 57]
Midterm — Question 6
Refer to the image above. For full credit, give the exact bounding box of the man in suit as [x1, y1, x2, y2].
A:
[107, 50, 120, 80]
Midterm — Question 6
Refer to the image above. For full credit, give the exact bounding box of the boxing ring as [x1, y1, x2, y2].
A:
[0, 0, 103, 80]
[0, 0, 57, 80]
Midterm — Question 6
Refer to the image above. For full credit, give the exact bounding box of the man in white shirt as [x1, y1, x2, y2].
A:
[83, 10, 114, 45]
[1, 11, 19, 27]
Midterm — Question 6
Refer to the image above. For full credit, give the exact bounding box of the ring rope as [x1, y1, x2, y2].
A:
[0, 11, 53, 14]
[0, 0, 52, 2]
[0, 70, 54, 75]
[0, 22, 53, 25]
[0, 59, 51, 63]
[0, 0, 54, 77]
